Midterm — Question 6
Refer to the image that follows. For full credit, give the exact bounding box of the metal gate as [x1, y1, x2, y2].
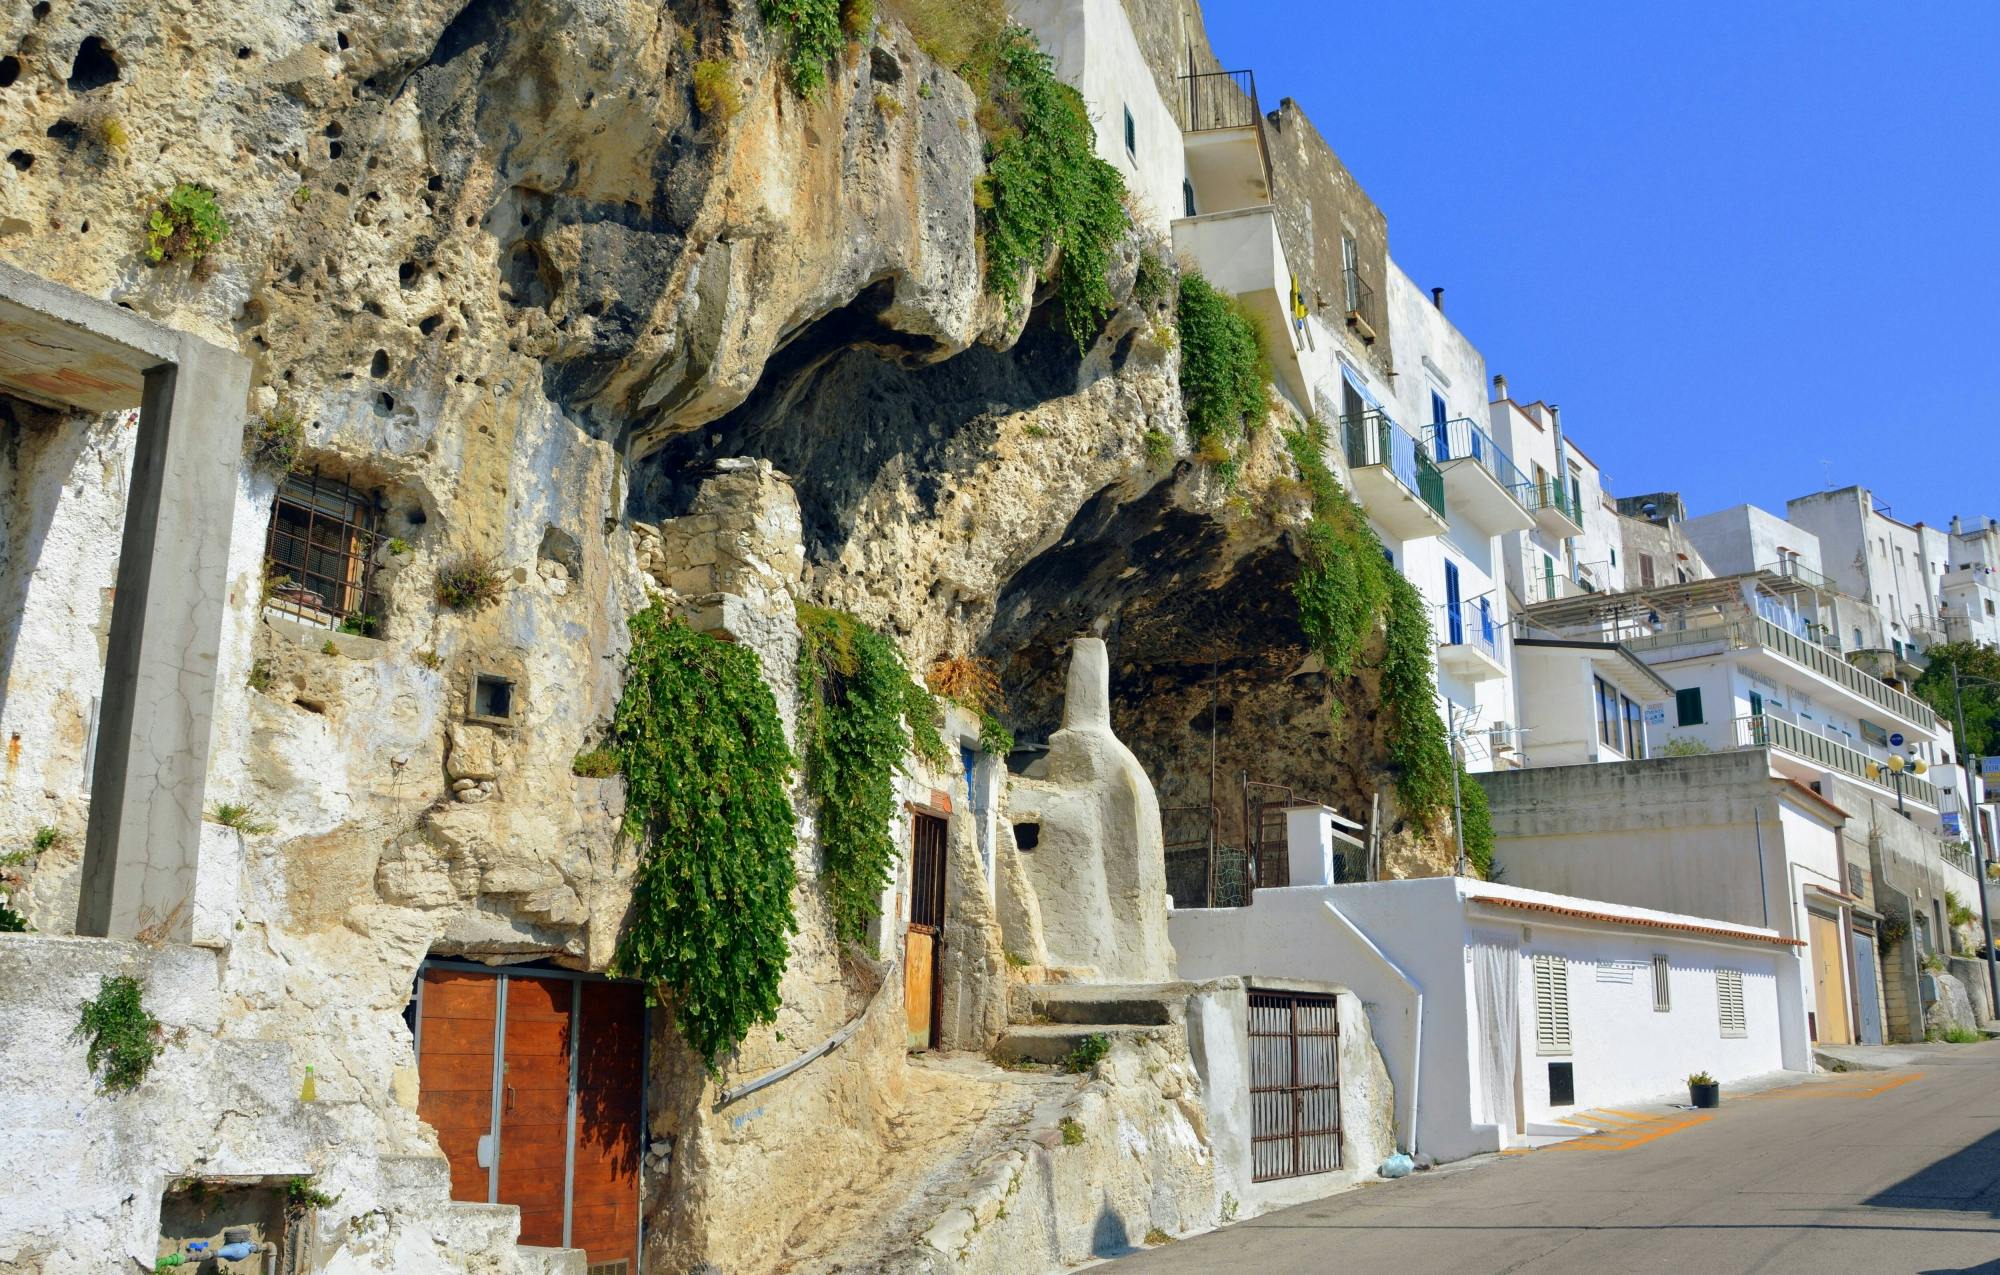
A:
[1248, 990, 1341, 1180]
[904, 813, 948, 1051]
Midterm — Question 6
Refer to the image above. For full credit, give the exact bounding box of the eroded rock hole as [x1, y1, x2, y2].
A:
[0, 56, 21, 88]
[67, 35, 118, 92]
[6, 150, 31, 171]
[419, 314, 442, 336]
[370, 349, 389, 377]
[503, 240, 556, 309]
[399, 260, 419, 286]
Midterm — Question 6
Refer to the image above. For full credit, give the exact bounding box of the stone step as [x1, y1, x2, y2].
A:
[515, 1245, 588, 1274]
[1007, 981, 1195, 1027]
[991, 1023, 1167, 1067]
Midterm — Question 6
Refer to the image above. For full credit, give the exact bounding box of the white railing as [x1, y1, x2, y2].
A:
[1735, 714, 1939, 807]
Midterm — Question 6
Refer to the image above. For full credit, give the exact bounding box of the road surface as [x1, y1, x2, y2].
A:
[1107, 1042, 2000, 1274]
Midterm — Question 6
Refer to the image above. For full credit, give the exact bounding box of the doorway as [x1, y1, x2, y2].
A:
[904, 812, 948, 1051]
[411, 963, 645, 1272]
[1850, 925, 1884, 1045]
[1807, 911, 1852, 1044]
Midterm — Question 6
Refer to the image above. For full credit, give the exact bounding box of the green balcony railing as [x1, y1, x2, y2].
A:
[1340, 409, 1446, 520]
[1737, 713, 1940, 807]
[1523, 478, 1584, 526]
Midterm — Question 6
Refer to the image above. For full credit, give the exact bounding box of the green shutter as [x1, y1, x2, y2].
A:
[1676, 687, 1704, 727]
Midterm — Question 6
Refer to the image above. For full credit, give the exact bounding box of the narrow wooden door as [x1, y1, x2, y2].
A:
[1808, 912, 1851, 1044]
[414, 970, 499, 1205]
[498, 975, 573, 1248]
[572, 981, 645, 1271]
[905, 814, 948, 1051]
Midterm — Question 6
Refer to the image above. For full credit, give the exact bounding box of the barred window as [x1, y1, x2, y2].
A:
[264, 469, 383, 628]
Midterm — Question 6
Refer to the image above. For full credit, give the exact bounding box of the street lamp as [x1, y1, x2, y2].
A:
[1884, 751, 1926, 817]
[1947, 664, 2000, 1010]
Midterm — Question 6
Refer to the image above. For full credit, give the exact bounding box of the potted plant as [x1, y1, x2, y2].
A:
[1687, 1071, 1719, 1108]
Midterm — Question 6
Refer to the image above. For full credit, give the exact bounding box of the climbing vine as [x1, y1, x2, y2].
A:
[975, 28, 1129, 351]
[607, 604, 798, 1072]
[1457, 765, 1494, 877]
[1282, 417, 1466, 849]
[1178, 270, 1270, 467]
[798, 605, 946, 944]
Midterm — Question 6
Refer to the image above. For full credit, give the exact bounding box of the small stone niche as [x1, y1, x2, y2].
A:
[157, 1175, 293, 1271]
[467, 671, 516, 726]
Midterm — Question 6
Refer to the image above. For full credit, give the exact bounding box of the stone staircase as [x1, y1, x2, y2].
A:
[993, 981, 1197, 1066]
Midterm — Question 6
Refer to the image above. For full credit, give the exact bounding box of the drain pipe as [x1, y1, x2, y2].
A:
[1320, 898, 1422, 1158]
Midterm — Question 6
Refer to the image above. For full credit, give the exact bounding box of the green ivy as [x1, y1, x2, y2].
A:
[1282, 417, 1462, 844]
[607, 605, 799, 1072]
[73, 974, 163, 1093]
[976, 28, 1129, 351]
[762, 0, 844, 96]
[0, 899, 27, 932]
[798, 605, 945, 944]
[144, 183, 228, 265]
[1457, 765, 1494, 877]
[1178, 270, 1270, 457]
[978, 709, 1014, 756]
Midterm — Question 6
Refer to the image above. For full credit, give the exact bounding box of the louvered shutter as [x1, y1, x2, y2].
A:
[1533, 954, 1571, 1055]
[1717, 969, 1747, 1038]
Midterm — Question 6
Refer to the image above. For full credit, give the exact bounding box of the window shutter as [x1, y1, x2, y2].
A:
[1533, 954, 1571, 1055]
[1651, 955, 1671, 1012]
[1717, 969, 1747, 1038]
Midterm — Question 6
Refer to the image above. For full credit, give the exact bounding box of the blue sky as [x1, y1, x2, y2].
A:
[1202, 0, 2000, 529]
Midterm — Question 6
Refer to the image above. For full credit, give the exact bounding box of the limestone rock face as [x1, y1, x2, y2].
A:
[1005, 638, 1176, 982]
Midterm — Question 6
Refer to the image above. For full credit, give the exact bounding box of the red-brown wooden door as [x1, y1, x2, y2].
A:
[414, 966, 644, 1271]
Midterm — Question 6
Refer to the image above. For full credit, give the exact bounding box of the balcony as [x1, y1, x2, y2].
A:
[1340, 409, 1447, 540]
[1173, 68, 1261, 133]
[1175, 70, 1270, 220]
[1757, 559, 1835, 593]
[1622, 610, 1942, 733]
[1438, 600, 1507, 682]
[1427, 418, 1535, 534]
[1523, 478, 1585, 538]
[1341, 267, 1379, 345]
[1736, 714, 1939, 809]
[1170, 205, 1308, 406]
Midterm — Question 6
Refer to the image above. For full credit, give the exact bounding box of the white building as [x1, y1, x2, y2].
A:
[1510, 636, 1673, 768]
[1478, 749, 1849, 1051]
[1940, 515, 2000, 645]
[1787, 486, 1949, 662]
[1172, 871, 1796, 1164]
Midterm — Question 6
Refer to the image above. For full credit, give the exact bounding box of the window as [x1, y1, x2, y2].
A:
[1624, 696, 1646, 759]
[1717, 969, 1747, 1038]
[264, 469, 382, 627]
[1595, 676, 1620, 751]
[1651, 955, 1671, 1012]
[1610, 548, 1618, 568]
[1639, 553, 1656, 587]
[1675, 687, 1705, 727]
[1532, 953, 1571, 1055]
[470, 672, 515, 724]
[1341, 235, 1360, 310]
[1853, 627, 1864, 648]
[1182, 178, 1196, 218]
[1987, 600, 1995, 618]
[1122, 105, 1135, 158]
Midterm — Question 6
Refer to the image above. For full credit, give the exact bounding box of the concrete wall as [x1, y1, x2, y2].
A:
[1682, 504, 1824, 580]
[1016, 0, 1184, 237]
[1182, 977, 1397, 1217]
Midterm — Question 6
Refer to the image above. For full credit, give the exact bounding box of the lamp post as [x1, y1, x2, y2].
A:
[1947, 664, 2000, 1010]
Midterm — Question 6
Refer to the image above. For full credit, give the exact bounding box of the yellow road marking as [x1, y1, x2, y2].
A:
[1596, 1108, 1663, 1124]
[1748, 1071, 1923, 1101]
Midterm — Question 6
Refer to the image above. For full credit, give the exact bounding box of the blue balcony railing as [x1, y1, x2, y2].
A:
[1341, 410, 1446, 520]
[1428, 417, 1535, 509]
[1440, 598, 1500, 661]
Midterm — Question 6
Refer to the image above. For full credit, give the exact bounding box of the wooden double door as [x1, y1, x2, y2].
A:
[413, 964, 645, 1271]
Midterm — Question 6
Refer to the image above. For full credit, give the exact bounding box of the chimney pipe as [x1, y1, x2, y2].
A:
[1953, 515, 1964, 535]
[1431, 286, 1444, 311]
[1492, 373, 1508, 401]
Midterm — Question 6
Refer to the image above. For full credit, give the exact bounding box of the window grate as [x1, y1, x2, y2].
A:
[1717, 969, 1747, 1038]
[264, 469, 382, 627]
[1532, 954, 1571, 1055]
[1651, 955, 1671, 1012]
[1247, 990, 1341, 1181]
[587, 1262, 629, 1275]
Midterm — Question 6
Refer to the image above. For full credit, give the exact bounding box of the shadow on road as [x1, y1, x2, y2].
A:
[1864, 1129, 2000, 1218]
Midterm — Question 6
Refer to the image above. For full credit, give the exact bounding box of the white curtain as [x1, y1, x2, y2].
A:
[1471, 937, 1520, 1135]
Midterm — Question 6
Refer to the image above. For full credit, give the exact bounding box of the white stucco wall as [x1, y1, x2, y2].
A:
[1013, 0, 1184, 237]
[1512, 643, 1666, 768]
[1681, 504, 1824, 581]
[1498, 918, 1787, 1125]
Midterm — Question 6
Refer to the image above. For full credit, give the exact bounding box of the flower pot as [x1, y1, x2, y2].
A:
[1689, 1081, 1720, 1108]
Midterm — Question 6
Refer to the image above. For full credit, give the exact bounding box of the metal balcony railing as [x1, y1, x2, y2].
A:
[1340, 409, 1445, 520]
[1737, 714, 1940, 807]
[1523, 477, 1584, 526]
[1621, 609, 1940, 730]
[1439, 599, 1500, 661]
[1757, 559, 1835, 593]
[1341, 267, 1378, 342]
[1174, 69, 1260, 133]
[1943, 840, 1978, 879]
[1428, 418, 1535, 509]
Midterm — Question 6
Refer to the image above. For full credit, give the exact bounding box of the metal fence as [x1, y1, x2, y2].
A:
[1340, 409, 1445, 520]
[1173, 68, 1260, 133]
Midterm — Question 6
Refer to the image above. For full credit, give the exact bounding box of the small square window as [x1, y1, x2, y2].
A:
[470, 673, 515, 724]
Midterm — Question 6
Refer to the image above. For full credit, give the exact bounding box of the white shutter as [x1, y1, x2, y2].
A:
[1652, 955, 1671, 1012]
[1717, 969, 1747, 1038]
[1533, 953, 1571, 1055]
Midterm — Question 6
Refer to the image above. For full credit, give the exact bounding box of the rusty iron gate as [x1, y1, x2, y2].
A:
[1244, 780, 1296, 889]
[1248, 989, 1341, 1180]
[904, 813, 948, 1050]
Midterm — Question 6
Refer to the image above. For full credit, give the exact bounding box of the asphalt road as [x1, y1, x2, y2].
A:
[1107, 1043, 2000, 1274]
